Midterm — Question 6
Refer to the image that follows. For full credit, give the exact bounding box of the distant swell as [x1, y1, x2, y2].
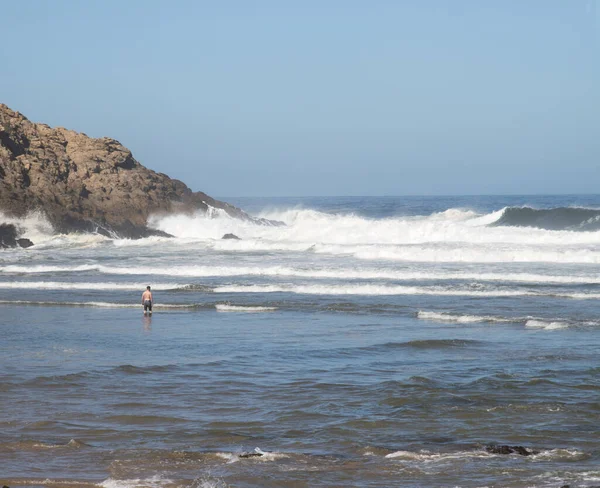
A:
[396, 339, 482, 349]
[492, 206, 600, 231]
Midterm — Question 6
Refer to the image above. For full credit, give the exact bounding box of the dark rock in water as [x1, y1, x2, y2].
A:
[0, 223, 33, 248]
[0, 103, 279, 239]
[16, 238, 34, 248]
[239, 451, 263, 458]
[222, 233, 241, 240]
[485, 444, 538, 456]
[0, 223, 18, 248]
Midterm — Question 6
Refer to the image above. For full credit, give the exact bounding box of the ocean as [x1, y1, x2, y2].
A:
[1, 195, 600, 488]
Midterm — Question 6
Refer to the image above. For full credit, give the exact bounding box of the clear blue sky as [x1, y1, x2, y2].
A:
[1, 1, 598, 196]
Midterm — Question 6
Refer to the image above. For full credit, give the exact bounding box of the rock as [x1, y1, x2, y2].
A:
[16, 238, 34, 248]
[485, 444, 538, 456]
[222, 233, 241, 240]
[0, 223, 18, 248]
[0, 223, 35, 248]
[238, 451, 263, 458]
[238, 447, 267, 458]
[0, 103, 274, 238]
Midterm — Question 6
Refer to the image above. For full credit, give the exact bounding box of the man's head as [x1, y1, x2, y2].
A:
[146, 286, 151, 290]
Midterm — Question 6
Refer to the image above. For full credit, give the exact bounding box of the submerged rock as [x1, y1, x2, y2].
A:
[485, 444, 538, 456]
[238, 451, 263, 458]
[222, 233, 241, 240]
[238, 447, 267, 458]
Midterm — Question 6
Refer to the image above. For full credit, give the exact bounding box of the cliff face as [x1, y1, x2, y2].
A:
[0, 104, 248, 238]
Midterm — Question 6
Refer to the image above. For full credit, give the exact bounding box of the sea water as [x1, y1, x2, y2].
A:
[1, 195, 600, 488]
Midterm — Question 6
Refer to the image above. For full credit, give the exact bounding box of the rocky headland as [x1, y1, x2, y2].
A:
[0, 103, 263, 243]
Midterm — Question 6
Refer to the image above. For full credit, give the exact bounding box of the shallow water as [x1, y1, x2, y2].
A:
[1, 195, 600, 487]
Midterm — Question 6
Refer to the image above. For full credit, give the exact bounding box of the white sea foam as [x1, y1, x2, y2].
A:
[150, 207, 600, 249]
[0, 210, 55, 243]
[213, 283, 600, 299]
[215, 447, 288, 463]
[0, 281, 182, 291]
[530, 448, 589, 461]
[146, 206, 600, 263]
[3, 263, 597, 285]
[100, 475, 173, 488]
[384, 447, 588, 462]
[215, 304, 277, 312]
[191, 476, 231, 488]
[7, 206, 600, 265]
[0, 264, 101, 273]
[0, 300, 194, 309]
[525, 319, 570, 330]
[385, 449, 494, 461]
[417, 311, 515, 324]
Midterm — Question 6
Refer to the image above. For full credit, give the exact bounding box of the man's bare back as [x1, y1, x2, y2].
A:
[142, 286, 153, 314]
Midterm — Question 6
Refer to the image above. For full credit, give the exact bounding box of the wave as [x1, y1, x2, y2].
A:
[385, 448, 495, 461]
[149, 207, 600, 248]
[417, 311, 516, 324]
[366, 339, 482, 351]
[418, 310, 600, 329]
[215, 447, 289, 463]
[0, 300, 202, 309]
[105, 414, 188, 425]
[383, 446, 588, 462]
[0, 210, 55, 242]
[215, 304, 277, 312]
[0, 281, 184, 291]
[0, 299, 283, 311]
[492, 206, 600, 231]
[212, 283, 600, 299]
[113, 364, 179, 374]
[6, 439, 89, 450]
[5, 263, 599, 285]
[0, 264, 102, 273]
[525, 319, 569, 330]
[100, 475, 173, 488]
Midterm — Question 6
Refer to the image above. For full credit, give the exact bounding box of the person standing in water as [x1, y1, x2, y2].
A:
[142, 286, 153, 314]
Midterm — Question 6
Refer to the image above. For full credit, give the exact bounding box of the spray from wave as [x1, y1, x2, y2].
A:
[0, 211, 55, 243]
[149, 206, 600, 245]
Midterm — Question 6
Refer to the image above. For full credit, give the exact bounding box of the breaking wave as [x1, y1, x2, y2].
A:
[3, 264, 599, 285]
[417, 311, 517, 324]
[149, 206, 600, 247]
[418, 310, 600, 329]
[213, 283, 600, 299]
[0, 281, 183, 291]
[0, 300, 202, 309]
[141, 205, 600, 264]
[0, 210, 55, 243]
[383, 446, 588, 462]
[215, 304, 277, 312]
[525, 319, 570, 330]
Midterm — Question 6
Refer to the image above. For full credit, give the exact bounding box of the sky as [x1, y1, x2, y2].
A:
[1, 0, 598, 197]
